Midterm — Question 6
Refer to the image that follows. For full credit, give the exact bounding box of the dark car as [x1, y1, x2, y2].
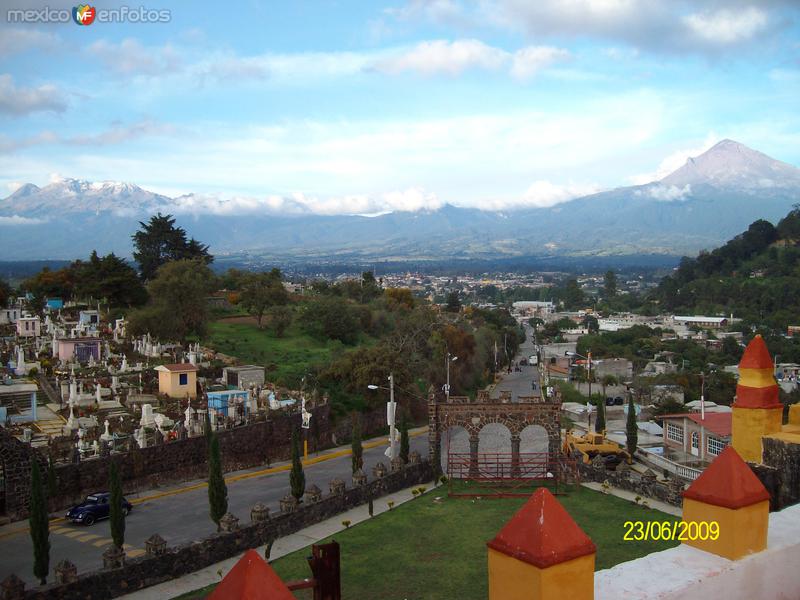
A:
[605, 397, 615, 406]
[65, 492, 132, 526]
[614, 396, 625, 405]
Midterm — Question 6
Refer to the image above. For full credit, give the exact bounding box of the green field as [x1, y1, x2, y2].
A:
[205, 318, 345, 387]
[178, 484, 679, 599]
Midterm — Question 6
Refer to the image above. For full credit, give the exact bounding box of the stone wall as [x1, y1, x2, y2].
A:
[41, 403, 389, 518]
[0, 428, 45, 521]
[761, 436, 800, 510]
[576, 461, 686, 507]
[13, 461, 434, 600]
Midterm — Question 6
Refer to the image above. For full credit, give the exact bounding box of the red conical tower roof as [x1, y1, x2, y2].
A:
[739, 335, 774, 369]
[209, 549, 296, 600]
[683, 446, 770, 509]
[734, 335, 781, 409]
[487, 488, 596, 568]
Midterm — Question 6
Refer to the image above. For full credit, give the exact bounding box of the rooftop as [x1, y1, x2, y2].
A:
[155, 363, 199, 373]
[659, 412, 732, 438]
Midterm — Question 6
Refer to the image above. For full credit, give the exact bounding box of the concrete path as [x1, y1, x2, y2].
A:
[582, 482, 682, 517]
[120, 481, 440, 599]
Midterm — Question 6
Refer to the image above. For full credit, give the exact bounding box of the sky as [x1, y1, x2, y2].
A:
[1, 0, 799, 215]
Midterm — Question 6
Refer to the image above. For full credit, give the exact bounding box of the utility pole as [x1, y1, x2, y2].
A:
[388, 373, 397, 460]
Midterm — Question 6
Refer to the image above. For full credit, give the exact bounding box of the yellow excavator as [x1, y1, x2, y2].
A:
[563, 430, 632, 468]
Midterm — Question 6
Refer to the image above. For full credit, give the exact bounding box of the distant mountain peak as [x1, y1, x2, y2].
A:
[660, 139, 800, 189]
[8, 183, 40, 199]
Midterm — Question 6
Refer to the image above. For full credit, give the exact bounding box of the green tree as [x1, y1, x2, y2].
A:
[109, 461, 125, 549]
[445, 291, 461, 313]
[29, 460, 50, 585]
[600, 374, 618, 399]
[239, 271, 288, 328]
[562, 279, 584, 310]
[207, 432, 228, 531]
[300, 296, 360, 344]
[128, 259, 216, 341]
[132, 213, 212, 281]
[594, 398, 606, 433]
[290, 428, 306, 501]
[73, 252, 147, 306]
[46, 457, 57, 503]
[266, 305, 293, 337]
[0, 278, 13, 307]
[603, 270, 618, 298]
[351, 418, 363, 474]
[399, 413, 410, 464]
[626, 396, 638, 455]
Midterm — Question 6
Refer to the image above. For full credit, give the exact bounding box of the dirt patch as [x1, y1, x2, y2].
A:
[217, 315, 260, 326]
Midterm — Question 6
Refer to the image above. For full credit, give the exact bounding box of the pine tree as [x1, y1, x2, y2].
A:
[109, 461, 125, 549]
[351, 418, 363, 474]
[29, 460, 50, 585]
[290, 427, 306, 501]
[207, 432, 228, 531]
[594, 398, 606, 434]
[626, 396, 639, 455]
[399, 414, 410, 464]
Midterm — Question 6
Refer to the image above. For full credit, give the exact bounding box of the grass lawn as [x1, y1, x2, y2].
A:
[205, 319, 346, 386]
[176, 484, 679, 599]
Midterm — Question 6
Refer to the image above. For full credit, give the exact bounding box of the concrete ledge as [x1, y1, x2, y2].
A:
[595, 502, 800, 599]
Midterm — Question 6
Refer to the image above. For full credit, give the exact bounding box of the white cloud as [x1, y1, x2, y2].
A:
[87, 39, 182, 76]
[0, 120, 173, 153]
[477, 180, 601, 210]
[0, 215, 45, 225]
[0, 28, 60, 56]
[0, 74, 67, 115]
[7, 181, 23, 193]
[372, 39, 508, 75]
[511, 47, 571, 80]
[635, 183, 692, 201]
[683, 7, 768, 44]
[628, 133, 720, 184]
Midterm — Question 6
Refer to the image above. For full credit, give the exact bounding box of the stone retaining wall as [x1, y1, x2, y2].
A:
[11, 461, 434, 600]
[576, 460, 686, 507]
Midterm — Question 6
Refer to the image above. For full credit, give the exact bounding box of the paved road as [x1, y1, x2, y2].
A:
[0, 431, 428, 586]
[490, 323, 541, 402]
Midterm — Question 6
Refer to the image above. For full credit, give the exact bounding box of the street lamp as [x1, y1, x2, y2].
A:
[445, 353, 458, 401]
[565, 350, 593, 400]
[368, 373, 398, 459]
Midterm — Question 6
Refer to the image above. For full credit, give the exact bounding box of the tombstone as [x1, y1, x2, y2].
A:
[184, 405, 195, 434]
[95, 384, 102, 404]
[304, 484, 322, 503]
[91, 440, 100, 456]
[111, 375, 119, 391]
[372, 462, 387, 478]
[390, 456, 404, 472]
[145, 534, 167, 556]
[140, 404, 155, 429]
[250, 503, 271, 523]
[120, 356, 128, 373]
[54, 559, 78, 584]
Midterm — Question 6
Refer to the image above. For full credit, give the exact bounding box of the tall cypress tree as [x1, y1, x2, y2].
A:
[29, 460, 50, 585]
[207, 433, 228, 531]
[109, 461, 125, 549]
[290, 427, 305, 501]
[399, 413, 410, 464]
[351, 418, 363, 474]
[594, 398, 606, 434]
[46, 457, 57, 508]
[626, 396, 638, 455]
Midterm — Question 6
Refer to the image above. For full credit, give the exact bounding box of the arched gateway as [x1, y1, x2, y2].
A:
[429, 389, 565, 491]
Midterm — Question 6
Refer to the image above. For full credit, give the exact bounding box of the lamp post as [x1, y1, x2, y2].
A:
[445, 352, 458, 401]
[565, 350, 592, 399]
[368, 373, 397, 459]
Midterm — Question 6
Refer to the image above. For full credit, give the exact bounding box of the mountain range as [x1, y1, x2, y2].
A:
[1, 139, 799, 263]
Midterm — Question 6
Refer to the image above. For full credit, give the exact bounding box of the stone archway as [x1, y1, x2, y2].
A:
[428, 391, 563, 479]
[440, 425, 469, 475]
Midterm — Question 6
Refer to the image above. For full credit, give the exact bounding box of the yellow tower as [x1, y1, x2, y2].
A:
[731, 335, 783, 463]
[682, 446, 770, 560]
[487, 488, 596, 600]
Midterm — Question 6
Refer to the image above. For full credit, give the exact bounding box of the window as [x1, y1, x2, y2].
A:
[666, 422, 684, 444]
[179, 373, 188, 386]
[691, 431, 699, 449]
[707, 437, 726, 456]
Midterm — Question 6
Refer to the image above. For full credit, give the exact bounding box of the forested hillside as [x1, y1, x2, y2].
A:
[653, 206, 800, 330]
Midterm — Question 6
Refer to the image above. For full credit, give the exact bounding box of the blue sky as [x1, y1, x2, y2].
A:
[1, 0, 799, 214]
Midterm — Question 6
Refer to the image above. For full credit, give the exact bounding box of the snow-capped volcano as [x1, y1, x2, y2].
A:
[661, 139, 800, 190]
[2, 177, 172, 217]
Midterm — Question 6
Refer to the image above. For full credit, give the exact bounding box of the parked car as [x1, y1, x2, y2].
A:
[613, 396, 625, 405]
[65, 492, 132, 526]
[605, 397, 615, 406]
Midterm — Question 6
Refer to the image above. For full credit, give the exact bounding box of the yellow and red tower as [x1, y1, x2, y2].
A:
[731, 335, 783, 463]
